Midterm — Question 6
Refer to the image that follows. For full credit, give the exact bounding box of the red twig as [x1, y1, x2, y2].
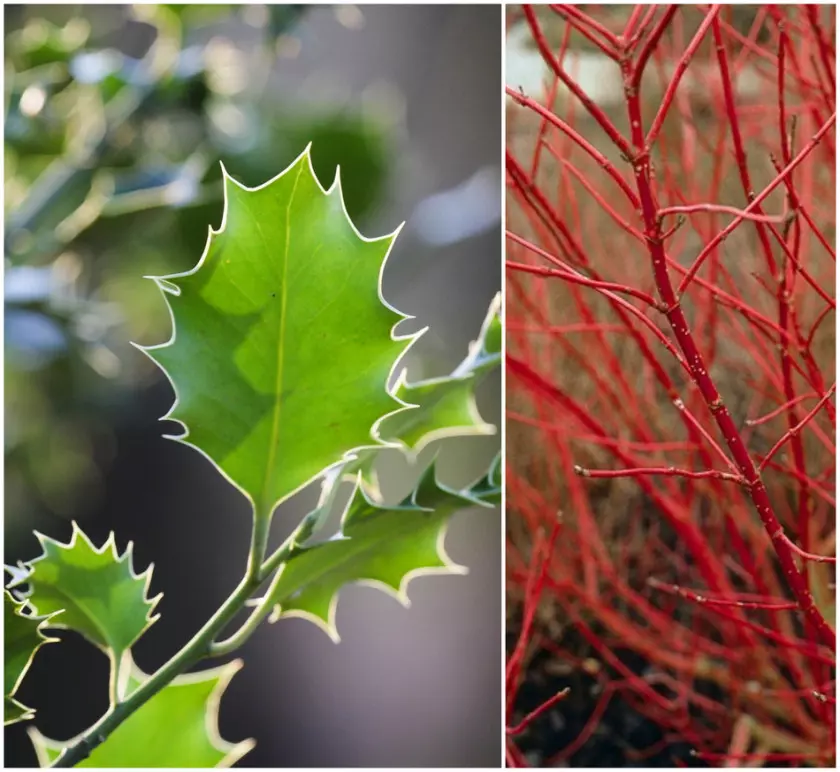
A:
[658, 203, 786, 224]
[506, 688, 570, 736]
[679, 112, 837, 294]
[573, 465, 745, 484]
[759, 384, 836, 471]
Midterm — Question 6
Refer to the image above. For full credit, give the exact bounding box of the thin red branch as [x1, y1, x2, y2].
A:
[524, 5, 632, 155]
[506, 688, 570, 736]
[759, 384, 836, 471]
[573, 465, 744, 484]
[658, 203, 786, 224]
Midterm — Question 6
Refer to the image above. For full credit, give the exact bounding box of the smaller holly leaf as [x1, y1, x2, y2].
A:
[20, 523, 159, 662]
[4, 591, 58, 726]
[29, 656, 254, 768]
[260, 457, 497, 641]
[377, 293, 501, 453]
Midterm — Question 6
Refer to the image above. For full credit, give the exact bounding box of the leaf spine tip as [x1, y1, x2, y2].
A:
[225, 657, 245, 676]
[330, 163, 342, 194]
[391, 219, 407, 239]
[102, 531, 119, 555]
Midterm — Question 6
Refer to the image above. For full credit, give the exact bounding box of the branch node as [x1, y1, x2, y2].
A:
[660, 299, 681, 315]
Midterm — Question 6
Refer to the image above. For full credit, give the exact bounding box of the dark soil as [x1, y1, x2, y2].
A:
[507, 630, 708, 768]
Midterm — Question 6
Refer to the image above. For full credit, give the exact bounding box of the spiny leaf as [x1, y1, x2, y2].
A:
[4, 591, 58, 726]
[261, 458, 498, 641]
[378, 293, 501, 453]
[20, 523, 159, 660]
[138, 146, 417, 520]
[29, 656, 253, 768]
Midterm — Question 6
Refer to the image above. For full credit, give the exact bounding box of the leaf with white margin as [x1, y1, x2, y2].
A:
[5, 591, 58, 726]
[260, 456, 499, 642]
[28, 656, 253, 768]
[136, 146, 421, 521]
[377, 292, 501, 453]
[17, 523, 159, 662]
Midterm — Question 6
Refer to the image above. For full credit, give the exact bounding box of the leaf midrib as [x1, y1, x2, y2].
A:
[37, 577, 123, 653]
[259, 163, 305, 515]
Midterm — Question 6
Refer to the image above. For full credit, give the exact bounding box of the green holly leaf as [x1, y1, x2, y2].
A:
[138, 147, 416, 520]
[20, 523, 159, 662]
[378, 293, 501, 453]
[261, 458, 497, 641]
[4, 591, 58, 726]
[29, 656, 253, 768]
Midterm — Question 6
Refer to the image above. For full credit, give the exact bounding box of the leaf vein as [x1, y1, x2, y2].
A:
[259, 163, 305, 514]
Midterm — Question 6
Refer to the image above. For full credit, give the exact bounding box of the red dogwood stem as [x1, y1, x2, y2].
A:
[621, 45, 836, 648]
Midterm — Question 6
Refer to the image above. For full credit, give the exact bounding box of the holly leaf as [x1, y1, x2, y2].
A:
[378, 293, 501, 453]
[260, 457, 498, 641]
[4, 591, 58, 726]
[19, 523, 159, 662]
[29, 656, 253, 768]
[138, 146, 416, 521]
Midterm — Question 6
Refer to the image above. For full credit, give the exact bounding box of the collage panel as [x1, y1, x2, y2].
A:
[505, 4, 836, 769]
[4, 4, 501, 768]
[4, 2, 839, 770]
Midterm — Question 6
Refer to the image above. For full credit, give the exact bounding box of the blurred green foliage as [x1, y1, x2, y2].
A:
[4, 5, 392, 538]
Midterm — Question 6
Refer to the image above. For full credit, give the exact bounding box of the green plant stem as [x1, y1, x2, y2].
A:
[52, 513, 271, 768]
[258, 524, 307, 582]
[106, 652, 119, 708]
[206, 573, 282, 658]
[208, 503, 329, 657]
[52, 578, 252, 767]
[246, 513, 271, 581]
[54, 462, 350, 765]
[204, 597, 274, 659]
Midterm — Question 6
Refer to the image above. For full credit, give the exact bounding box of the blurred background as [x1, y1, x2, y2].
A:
[5, 4, 501, 767]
